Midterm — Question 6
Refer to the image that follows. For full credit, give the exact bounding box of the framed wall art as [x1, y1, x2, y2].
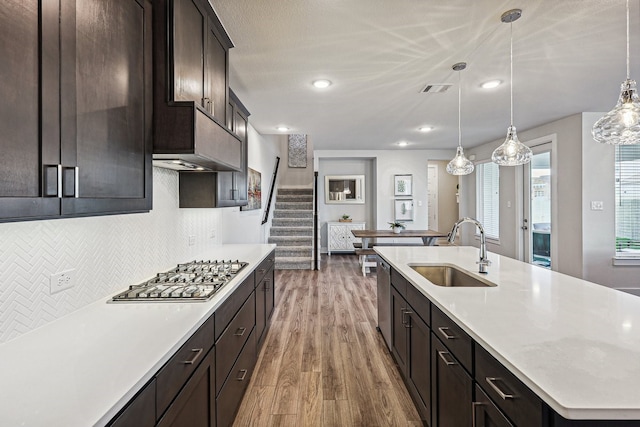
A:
[241, 168, 262, 211]
[394, 199, 414, 221]
[394, 174, 412, 197]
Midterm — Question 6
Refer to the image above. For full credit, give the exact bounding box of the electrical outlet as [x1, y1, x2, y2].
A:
[210, 229, 216, 239]
[591, 201, 604, 211]
[188, 235, 196, 246]
[50, 269, 75, 294]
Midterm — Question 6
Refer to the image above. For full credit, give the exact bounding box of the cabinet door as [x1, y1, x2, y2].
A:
[256, 277, 267, 347]
[408, 311, 431, 423]
[431, 335, 473, 427]
[157, 348, 216, 427]
[108, 379, 156, 427]
[173, 0, 206, 105]
[0, 0, 60, 220]
[206, 19, 227, 122]
[391, 287, 408, 375]
[265, 268, 275, 321]
[59, 0, 151, 216]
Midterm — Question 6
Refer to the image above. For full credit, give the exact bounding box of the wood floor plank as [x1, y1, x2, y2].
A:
[234, 254, 422, 426]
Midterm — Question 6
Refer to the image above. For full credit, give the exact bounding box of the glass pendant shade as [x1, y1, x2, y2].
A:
[447, 146, 474, 175]
[491, 125, 532, 166]
[592, 79, 640, 145]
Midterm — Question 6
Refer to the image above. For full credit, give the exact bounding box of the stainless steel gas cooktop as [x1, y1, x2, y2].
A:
[110, 259, 248, 302]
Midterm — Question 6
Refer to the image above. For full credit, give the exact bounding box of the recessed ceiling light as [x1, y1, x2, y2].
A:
[312, 79, 332, 89]
[276, 126, 289, 131]
[418, 126, 433, 133]
[481, 80, 502, 89]
[397, 141, 408, 147]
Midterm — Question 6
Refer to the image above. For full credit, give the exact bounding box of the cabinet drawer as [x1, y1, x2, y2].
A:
[216, 329, 257, 427]
[215, 292, 256, 395]
[255, 252, 275, 284]
[475, 344, 542, 427]
[431, 305, 472, 373]
[473, 384, 514, 427]
[156, 314, 215, 419]
[215, 273, 254, 340]
[406, 284, 430, 326]
[391, 268, 407, 297]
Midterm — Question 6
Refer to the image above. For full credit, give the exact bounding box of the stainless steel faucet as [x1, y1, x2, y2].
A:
[447, 217, 491, 274]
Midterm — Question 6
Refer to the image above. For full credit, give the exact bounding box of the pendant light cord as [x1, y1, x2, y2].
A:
[627, 0, 630, 79]
[458, 70, 462, 148]
[510, 22, 514, 126]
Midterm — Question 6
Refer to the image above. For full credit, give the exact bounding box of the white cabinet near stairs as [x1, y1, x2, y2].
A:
[327, 221, 365, 255]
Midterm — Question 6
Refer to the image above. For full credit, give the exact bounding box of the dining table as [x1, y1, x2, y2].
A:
[351, 229, 450, 249]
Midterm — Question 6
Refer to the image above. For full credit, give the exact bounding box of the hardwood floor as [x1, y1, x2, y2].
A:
[233, 254, 422, 426]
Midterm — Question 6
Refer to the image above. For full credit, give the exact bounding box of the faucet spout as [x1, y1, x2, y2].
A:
[447, 217, 491, 273]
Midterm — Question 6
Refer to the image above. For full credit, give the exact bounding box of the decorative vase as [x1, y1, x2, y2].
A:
[393, 227, 401, 234]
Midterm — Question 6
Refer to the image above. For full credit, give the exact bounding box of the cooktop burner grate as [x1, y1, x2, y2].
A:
[110, 260, 248, 302]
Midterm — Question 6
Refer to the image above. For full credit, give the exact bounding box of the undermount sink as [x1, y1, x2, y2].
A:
[409, 264, 496, 288]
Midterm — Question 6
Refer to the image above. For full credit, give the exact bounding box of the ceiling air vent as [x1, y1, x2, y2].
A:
[420, 83, 452, 94]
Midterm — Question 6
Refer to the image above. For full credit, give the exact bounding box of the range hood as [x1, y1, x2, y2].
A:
[153, 103, 243, 173]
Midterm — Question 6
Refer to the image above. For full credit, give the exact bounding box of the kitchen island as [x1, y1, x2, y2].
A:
[375, 245, 640, 424]
[0, 244, 275, 427]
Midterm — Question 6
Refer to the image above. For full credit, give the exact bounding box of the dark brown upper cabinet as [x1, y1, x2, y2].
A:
[153, 0, 243, 172]
[0, 0, 153, 223]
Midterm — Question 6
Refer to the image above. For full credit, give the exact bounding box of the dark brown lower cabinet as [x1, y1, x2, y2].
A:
[431, 334, 473, 427]
[256, 266, 275, 348]
[474, 384, 514, 427]
[216, 330, 257, 427]
[156, 348, 215, 427]
[108, 379, 156, 427]
[391, 286, 409, 374]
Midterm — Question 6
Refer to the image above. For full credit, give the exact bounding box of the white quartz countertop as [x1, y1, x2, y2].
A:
[375, 246, 640, 421]
[0, 244, 275, 427]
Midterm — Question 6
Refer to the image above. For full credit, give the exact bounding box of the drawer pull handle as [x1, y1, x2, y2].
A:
[182, 348, 203, 365]
[234, 327, 247, 336]
[438, 350, 457, 366]
[258, 269, 266, 274]
[486, 377, 514, 400]
[471, 402, 483, 427]
[438, 326, 456, 340]
[402, 309, 413, 328]
[237, 369, 248, 381]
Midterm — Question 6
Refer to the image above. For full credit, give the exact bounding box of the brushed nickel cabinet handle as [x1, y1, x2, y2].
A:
[438, 350, 457, 366]
[438, 326, 456, 340]
[182, 348, 203, 365]
[234, 327, 247, 336]
[237, 369, 248, 381]
[486, 377, 514, 400]
[472, 402, 483, 427]
[402, 309, 413, 328]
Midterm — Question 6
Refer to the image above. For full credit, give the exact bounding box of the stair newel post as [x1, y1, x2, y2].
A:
[314, 171, 319, 271]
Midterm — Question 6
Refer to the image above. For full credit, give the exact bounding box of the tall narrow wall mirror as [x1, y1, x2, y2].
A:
[325, 175, 365, 204]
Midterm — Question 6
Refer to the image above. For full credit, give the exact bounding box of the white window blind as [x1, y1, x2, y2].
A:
[615, 145, 640, 257]
[476, 162, 500, 240]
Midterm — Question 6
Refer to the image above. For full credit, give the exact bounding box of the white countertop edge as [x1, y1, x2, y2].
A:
[375, 246, 640, 421]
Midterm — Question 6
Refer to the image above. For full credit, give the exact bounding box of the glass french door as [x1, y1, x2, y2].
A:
[523, 145, 552, 268]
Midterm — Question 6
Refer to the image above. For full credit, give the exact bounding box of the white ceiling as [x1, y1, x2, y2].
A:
[210, 0, 640, 151]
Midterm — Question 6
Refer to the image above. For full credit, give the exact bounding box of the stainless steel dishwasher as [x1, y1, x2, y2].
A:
[377, 258, 392, 351]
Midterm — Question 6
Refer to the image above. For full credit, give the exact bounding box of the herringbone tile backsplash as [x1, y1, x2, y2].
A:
[0, 168, 222, 344]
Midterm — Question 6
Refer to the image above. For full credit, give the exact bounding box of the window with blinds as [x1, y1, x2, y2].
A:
[476, 162, 500, 240]
[615, 145, 640, 257]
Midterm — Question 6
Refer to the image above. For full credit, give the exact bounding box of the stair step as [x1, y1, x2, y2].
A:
[276, 194, 313, 202]
[268, 236, 313, 246]
[275, 201, 313, 210]
[270, 226, 313, 237]
[276, 246, 313, 257]
[278, 188, 313, 196]
[272, 217, 313, 227]
[275, 256, 313, 270]
[273, 209, 313, 219]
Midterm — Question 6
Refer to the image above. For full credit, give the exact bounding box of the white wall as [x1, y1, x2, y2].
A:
[0, 124, 281, 344]
[315, 149, 454, 246]
[459, 113, 640, 289]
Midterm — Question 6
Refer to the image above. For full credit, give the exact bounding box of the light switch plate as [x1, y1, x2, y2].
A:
[591, 201, 604, 211]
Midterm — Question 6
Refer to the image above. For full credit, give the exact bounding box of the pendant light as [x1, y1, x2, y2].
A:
[491, 9, 532, 166]
[592, 0, 640, 145]
[447, 62, 474, 175]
